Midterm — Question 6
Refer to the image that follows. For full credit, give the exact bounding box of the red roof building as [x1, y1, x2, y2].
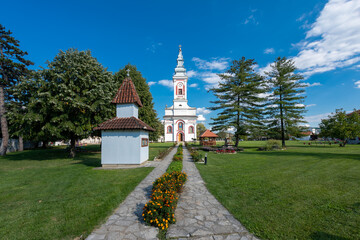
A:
[94, 72, 154, 167]
[200, 130, 219, 146]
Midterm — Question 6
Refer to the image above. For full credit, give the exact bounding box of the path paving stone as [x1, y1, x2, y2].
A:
[86, 146, 177, 240]
[166, 147, 259, 240]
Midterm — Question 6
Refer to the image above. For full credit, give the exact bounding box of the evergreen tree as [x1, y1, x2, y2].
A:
[209, 57, 267, 147]
[114, 64, 161, 141]
[0, 24, 33, 155]
[41, 49, 114, 157]
[266, 57, 307, 148]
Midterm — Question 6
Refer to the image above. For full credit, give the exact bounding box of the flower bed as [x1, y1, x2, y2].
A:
[216, 149, 236, 154]
[143, 144, 187, 231]
[142, 171, 187, 230]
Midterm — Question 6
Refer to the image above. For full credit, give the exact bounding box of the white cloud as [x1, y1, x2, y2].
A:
[355, 80, 360, 88]
[158, 79, 173, 88]
[295, 104, 305, 107]
[304, 82, 322, 87]
[306, 104, 316, 107]
[189, 83, 198, 88]
[264, 48, 275, 54]
[146, 42, 163, 53]
[198, 72, 223, 90]
[187, 70, 198, 78]
[197, 107, 211, 115]
[192, 57, 230, 71]
[148, 81, 156, 86]
[292, 0, 360, 76]
[197, 114, 206, 121]
[305, 112, 332, 126]
[244, 14, 258, 25]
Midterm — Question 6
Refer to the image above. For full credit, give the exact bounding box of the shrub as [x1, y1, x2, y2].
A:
[191, 151, 203, 162]
[142, 171, 187, 230]
[264, 139, 281, 151]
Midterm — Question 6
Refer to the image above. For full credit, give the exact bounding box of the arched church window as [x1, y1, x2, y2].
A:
[178, 122, 183, 131]
[189, 126, 194, 133]
[167, 126, 172, 133]
[178, 88, 183, 95]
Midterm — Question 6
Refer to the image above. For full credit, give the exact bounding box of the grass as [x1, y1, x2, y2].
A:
[149, 142, 174, 161]
[0, 145, 154, 240]
[195, 141, 360, 240]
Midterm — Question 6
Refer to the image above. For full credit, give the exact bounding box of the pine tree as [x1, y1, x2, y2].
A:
[41, 49, 114, 157]
[209, 57, 267, 147]
[0, 24, 33, 155]
[266, 57, 307, 148]
[114, 64, 161, 141]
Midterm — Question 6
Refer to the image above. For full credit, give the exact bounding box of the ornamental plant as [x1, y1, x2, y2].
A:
[143, 171, 187, 230]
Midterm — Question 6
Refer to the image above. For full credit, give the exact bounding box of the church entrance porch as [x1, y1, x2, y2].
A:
[178, 132, 184, 142]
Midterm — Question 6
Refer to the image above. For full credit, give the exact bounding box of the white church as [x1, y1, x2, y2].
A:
[164, 46, 197, 142]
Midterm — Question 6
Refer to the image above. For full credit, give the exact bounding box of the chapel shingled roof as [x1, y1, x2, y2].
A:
[200, 129, 219, 138]
[94, 117, 155, 131]
[112, 77, 143, 107]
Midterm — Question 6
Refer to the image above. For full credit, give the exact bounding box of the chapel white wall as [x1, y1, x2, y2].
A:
[116, 104, 139, 118]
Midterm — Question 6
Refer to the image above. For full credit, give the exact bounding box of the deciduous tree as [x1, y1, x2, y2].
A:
[319, 109, 360, 147]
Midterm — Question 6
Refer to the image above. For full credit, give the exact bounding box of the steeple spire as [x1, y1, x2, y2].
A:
[174, 45, 186, 77]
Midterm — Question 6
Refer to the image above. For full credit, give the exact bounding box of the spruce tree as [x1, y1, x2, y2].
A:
[209, 57, 267, 147]
[114, 64, 161, 141]
[266, 57, 307, 148]
[0, 24, 33, 155]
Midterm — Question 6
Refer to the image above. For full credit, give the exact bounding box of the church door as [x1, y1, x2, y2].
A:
[178, 133, 184, 142]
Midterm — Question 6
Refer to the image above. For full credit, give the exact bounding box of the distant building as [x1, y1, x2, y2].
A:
[163, 46, 197, 142]
[94, 72, 155, 166]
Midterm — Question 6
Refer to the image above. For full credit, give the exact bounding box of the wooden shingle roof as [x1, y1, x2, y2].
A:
[94, 117, 155, 131]
[112, 77, 143, 107]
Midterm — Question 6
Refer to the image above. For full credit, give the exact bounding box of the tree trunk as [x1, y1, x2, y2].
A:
[19, 136, 24, 151]
[279, 89, 286, 148]
[0, 85, 9, 156]
[42, 141, 48, 149]
[69, 137, 76, 158]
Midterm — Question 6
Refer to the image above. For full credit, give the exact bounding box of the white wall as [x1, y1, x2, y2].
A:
[101, 130, 149, 165]
[116, 104, 139, 118]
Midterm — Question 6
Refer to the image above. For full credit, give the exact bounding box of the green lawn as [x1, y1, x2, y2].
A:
[0, 146, 154, 240]
[195, 141, 360, 240]
[149, 142, 174, 161]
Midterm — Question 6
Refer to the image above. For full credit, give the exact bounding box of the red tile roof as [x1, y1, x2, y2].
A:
[200, 129, 219, 138]
[112, 77, 143, 107]
[347, 110, 360, 116]
[94, 117, 155, 131]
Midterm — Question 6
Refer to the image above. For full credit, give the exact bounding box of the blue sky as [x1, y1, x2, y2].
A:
[1, 0, 359, 128]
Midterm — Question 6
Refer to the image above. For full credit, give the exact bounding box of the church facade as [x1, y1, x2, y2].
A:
[164, 46, 197, 142]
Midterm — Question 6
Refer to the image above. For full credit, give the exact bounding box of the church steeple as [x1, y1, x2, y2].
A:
[174, 45, 187, 77]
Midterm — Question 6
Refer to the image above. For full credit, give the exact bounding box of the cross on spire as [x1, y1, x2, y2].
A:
[126, 69, 130, 77]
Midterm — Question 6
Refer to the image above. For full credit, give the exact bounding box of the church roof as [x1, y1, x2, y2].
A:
[94, 117, 155, 131]
[200, 129, 219, 138]
[112, 77, 143, 107]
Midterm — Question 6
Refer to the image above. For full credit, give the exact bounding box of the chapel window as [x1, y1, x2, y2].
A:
[167, 126, 172, 133]
[189, 126, 194, 133]
[178, 122, 183, 131]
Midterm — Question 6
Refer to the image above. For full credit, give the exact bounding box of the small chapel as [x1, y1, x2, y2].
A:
[95, 70, 155, 167]
[164, 46, 197, 142]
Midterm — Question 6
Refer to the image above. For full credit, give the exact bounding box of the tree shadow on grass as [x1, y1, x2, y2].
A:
[73, 152, 102, 167]
[2, 148, 68, 161]
[238, 150, 360, 161]
[310, 232, 351, 240]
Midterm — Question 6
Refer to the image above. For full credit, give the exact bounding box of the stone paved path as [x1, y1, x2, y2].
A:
[86, 146, 177, 240]
[167, 147, 259, 240]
